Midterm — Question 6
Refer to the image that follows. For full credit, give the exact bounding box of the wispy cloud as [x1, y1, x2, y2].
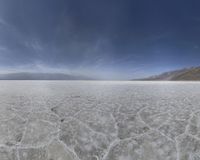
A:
[0, 18, 7, 26]
[0, 46, 8, 52]
[0, 0, 200, 79]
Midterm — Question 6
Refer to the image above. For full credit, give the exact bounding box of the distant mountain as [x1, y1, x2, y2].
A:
[137, 67, 200, 81]
[0, 72, 94, 80]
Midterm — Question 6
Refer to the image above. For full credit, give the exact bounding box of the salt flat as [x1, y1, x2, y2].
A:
[0, 81, 200, 160]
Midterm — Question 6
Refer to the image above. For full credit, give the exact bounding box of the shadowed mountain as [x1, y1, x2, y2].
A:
[137, 67, 200, 81]
[0, 73, 94, 80]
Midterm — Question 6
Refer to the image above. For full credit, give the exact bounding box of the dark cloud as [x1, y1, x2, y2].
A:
[0, 0, 200, 79]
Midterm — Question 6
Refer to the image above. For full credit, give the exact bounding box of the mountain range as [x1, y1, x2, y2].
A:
[0, 72, 93, 80]
[0, 67, 200, 80]
[139, 67, 200, 81]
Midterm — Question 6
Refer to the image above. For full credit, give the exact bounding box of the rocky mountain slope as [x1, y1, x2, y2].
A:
[139, 67, 200, 81]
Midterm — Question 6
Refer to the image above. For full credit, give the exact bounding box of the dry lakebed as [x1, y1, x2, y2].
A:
[0, 81, 200, 160]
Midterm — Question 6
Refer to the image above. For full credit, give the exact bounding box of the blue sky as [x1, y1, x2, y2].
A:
[0, 0, 200, 79]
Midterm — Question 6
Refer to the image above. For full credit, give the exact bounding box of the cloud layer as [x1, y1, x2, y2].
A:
[0, 0, 200, 79]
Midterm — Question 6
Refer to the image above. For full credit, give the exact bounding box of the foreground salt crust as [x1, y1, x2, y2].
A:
[0, 81, 200, 160]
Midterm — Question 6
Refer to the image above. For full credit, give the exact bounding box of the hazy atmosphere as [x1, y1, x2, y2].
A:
[1, 0, 200, 79]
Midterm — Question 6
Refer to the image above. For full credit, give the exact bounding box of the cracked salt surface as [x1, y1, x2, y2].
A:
[0, 81, 200, 160]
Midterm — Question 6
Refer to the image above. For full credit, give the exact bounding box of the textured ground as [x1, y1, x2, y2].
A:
[0, 81, 200, 160]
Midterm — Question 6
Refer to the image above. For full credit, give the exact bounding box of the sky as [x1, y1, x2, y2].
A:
[0, 0, 200, 79]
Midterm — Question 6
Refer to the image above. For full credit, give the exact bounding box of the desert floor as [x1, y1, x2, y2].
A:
[0, 81, 200, 160]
